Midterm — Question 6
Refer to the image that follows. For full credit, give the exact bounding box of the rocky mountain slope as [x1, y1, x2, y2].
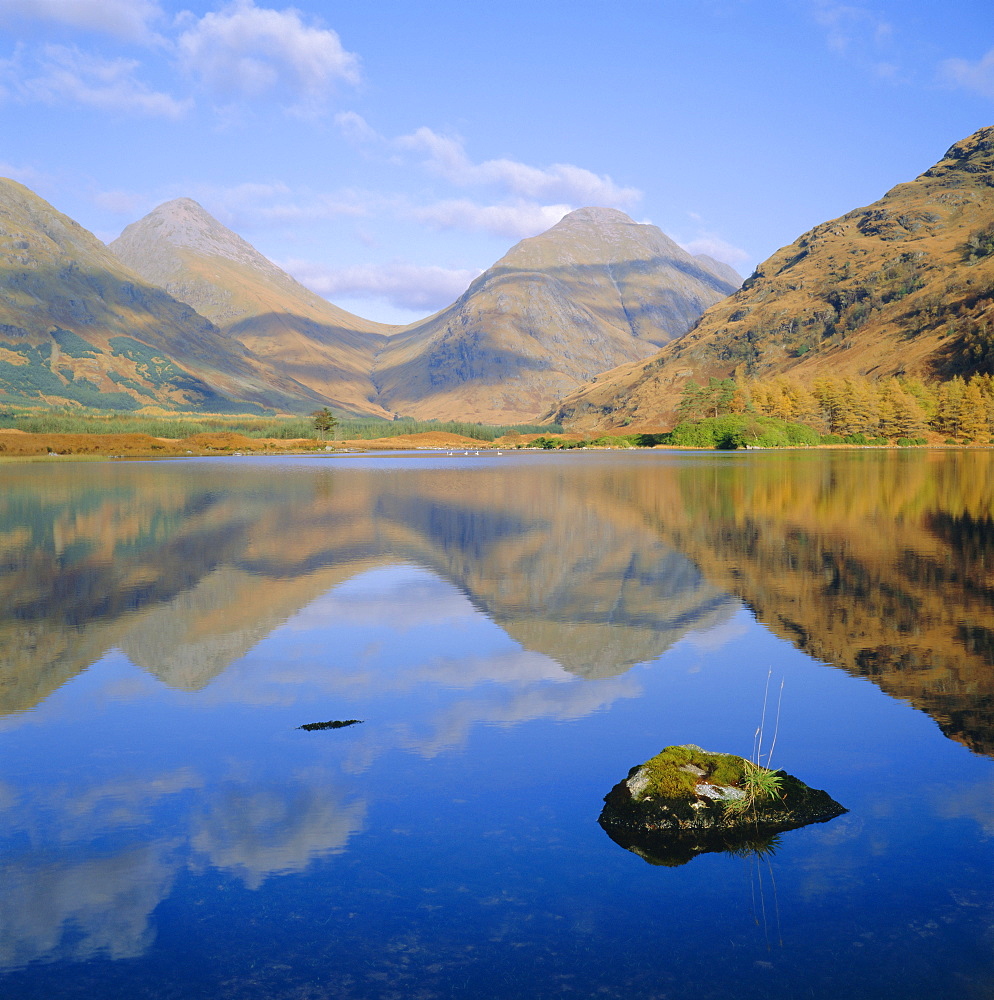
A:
[110, 199, 397, 417]
[0, 179, 325, 413]
[372, 207, 739, 423]
[0, 180, 738, 420]
[550, 127, 994, 431]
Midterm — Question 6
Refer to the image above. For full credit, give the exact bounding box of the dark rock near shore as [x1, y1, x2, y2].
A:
[598, 744, 846, 866]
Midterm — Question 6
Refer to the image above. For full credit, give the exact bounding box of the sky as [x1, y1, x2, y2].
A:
[0, 0, 991, 325]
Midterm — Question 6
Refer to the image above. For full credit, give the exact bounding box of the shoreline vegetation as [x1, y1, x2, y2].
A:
[3, 367, 994, 459]
[0, 415, 985, 461]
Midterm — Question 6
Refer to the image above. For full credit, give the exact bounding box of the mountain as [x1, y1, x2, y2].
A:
[0, 179, 325, 413]
[371, 207, 740, 423]
[549, 127, 994, 431]
[0, 182, 739, 421]
[110, 199, 397, 418]
[693, 253, 743, 288]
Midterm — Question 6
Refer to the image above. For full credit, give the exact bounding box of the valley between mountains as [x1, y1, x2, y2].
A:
[1, 126, 993, 430]
[0, 187, 736, 424]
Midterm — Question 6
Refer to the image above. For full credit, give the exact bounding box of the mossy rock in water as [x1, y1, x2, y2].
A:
[598, 745, 846, 866]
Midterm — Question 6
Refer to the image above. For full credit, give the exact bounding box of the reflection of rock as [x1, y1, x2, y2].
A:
[598, 745, 846, 867]
[602, 824, 787, 868]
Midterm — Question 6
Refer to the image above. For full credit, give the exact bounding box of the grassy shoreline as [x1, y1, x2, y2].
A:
[0, 408, 561, 442]
[1, 426, 985, 462]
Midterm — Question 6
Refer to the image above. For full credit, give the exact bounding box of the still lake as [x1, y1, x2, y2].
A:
[1, 448, 992, 999]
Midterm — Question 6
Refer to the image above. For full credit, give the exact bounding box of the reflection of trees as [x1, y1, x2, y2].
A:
[623, 451, 994, 756]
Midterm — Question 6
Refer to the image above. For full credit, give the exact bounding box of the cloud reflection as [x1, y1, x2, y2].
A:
[0, 845, 176, 968]
[0, 762, 367, 969]
[0, 564, 647, 970]
[190, 779, 367, 891]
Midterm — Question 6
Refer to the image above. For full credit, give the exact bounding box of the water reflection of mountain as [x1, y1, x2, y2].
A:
[4, 452, 993, 757]
[625, 451, 994, 757]
[373, 491, 734, 677]
[0, 460, 735, 711]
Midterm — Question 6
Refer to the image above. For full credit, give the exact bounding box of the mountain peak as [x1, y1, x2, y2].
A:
[111, 198, 273, 275]
[374, 205, 740, 423]
[924, 125, 994, 182]
[498, 206, 692, 272]
[557, 206, 638, 226]
[548, 126, 994, 431]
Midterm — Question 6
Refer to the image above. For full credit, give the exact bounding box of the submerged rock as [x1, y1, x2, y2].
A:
[298, 719, 363, 731]
[598, 744, 846, 866]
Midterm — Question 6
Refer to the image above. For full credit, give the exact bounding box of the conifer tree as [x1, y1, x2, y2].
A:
[844, 378, 879, 435]
[812, 378, 842, 433]
[770, 378, 795, 420]
[935, 377, 966, 437]
[790, 381, 821, 427]
[961, 380, 989, 440]
[877, 381, 899, 439]
[892, 385, 928, 439]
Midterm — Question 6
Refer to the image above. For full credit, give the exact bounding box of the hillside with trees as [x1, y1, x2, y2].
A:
[548, 127, 994, 432]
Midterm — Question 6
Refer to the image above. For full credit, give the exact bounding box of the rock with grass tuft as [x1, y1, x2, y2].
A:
[598, 744, 846, 866]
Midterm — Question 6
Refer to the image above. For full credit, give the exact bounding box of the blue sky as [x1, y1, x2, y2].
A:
[0, 0, 991, 324]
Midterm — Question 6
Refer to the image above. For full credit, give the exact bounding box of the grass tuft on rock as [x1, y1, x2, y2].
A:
[638, 745, 748, 800]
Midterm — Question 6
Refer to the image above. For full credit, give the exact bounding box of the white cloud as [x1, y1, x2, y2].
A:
[811, 2, 893, 55]
[0, 159, 47, 187]
[190, 780, 366, 890]
[397, 125, 641, 207]
[678, 232, 751, 268]
[334, 109, 381, 145]
[0, 847, 176, 968]
[176, 0, 360, 108]
[281, 257, 480, 312]
[331, 113, 641, 239]
[94, 188, 150, 215]
[185, 180, 374, 230]
[0, 0, 165, 44]
[332, 115, 640, 239]
[941, 47, 994, 101]
[5, 43, 188, 118]
[288, 566, 479, 631]
[409, 198, 573, 240]
[403, 674, 642, 758]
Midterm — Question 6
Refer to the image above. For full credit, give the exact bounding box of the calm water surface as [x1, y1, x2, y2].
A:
[1, 449, 992, 999]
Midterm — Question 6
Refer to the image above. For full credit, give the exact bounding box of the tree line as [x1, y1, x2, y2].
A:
[677, 374, 994, 442]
